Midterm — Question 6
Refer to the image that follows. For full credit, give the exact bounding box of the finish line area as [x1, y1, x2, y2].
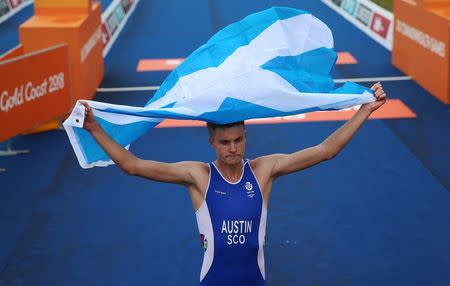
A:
[1, 1, 449, 286]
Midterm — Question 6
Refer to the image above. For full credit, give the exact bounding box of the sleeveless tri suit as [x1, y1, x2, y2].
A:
[196, 160, 267, 286]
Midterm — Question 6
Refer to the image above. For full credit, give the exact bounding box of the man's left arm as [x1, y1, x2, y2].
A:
[266, 82, 386, 178]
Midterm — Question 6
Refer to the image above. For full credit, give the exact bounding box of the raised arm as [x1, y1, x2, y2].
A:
[264, 82, 387, 178]
[80, 101, 201, 186]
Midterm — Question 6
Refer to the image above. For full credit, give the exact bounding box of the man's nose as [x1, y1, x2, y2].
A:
[230, 142, 237, 152]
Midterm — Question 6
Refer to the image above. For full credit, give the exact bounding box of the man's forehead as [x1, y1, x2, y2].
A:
[214, 125, 245, 139]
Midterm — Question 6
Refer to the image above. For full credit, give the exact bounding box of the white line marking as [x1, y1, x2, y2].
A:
[334, 76, 412, 83]
[97, 76, 413, 93]
[97, 86, 160, 92]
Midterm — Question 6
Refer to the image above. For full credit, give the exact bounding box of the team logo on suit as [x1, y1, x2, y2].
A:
[245, 182, 255, 198]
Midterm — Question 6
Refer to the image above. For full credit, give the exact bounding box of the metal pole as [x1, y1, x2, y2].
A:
[0, 140, 30, 156]
[0, 139, 31, 172]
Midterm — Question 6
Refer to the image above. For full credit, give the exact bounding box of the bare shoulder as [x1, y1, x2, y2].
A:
[249, 154, 282, 178]
[181, 160, 210, 185]
[133, 159, 209, 186]
[182, 161, 210, 198]
[182, 161, 209, 175]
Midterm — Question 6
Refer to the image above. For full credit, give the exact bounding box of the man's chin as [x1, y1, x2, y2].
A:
[225, 156, 242, 164]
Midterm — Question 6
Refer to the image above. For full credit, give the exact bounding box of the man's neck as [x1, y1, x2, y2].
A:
[215, 159, 244, 183]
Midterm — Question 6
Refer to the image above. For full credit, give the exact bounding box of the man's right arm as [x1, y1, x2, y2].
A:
[81, 102, 198, 186]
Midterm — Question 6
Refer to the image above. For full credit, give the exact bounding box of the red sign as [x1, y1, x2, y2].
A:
[370, 13, 391, 39]
[101, 23, 110, 47]
[8, 0, 22, 9]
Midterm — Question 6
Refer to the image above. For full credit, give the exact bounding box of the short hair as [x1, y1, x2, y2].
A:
[206, 121, 245, 138]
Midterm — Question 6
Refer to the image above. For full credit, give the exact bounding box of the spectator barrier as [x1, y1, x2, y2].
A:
[321, 0, 394, 50]
[392, 0, 450, 104]
[0, 0, 33, 25]
[0, 0, 139, 145]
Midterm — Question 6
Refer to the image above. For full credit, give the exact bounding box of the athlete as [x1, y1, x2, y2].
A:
[80, 82, 386, 286]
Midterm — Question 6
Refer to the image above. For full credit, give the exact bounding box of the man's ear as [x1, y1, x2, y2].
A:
[208, 137, 213, 146]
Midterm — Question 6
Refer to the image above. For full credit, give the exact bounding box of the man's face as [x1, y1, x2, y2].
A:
[209, 125, 246, 166]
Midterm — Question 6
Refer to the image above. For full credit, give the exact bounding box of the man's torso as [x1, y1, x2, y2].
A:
[195, 160, 267, 285]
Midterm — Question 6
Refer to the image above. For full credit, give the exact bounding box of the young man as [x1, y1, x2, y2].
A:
[81, 82, 386, 286]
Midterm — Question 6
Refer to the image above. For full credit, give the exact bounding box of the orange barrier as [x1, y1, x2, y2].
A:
[0, 0, 104, 141]
[156, 99, 416, 128]
[20, 0, 104, 104]
[0, 44, 72, 141]
[34, 0, 92, 14]
[136, 52, 358, 72]
[0, 44, 23, 61]
[392, 0, 450, 104]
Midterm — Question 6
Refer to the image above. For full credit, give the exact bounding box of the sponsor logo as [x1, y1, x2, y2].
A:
[0, 0, 10, 17]
[81, 26, 102, 62]
[113, 4, 125, 23]
[1, 72, 65, 113]
[7, 0, 22, 9]
[331, 0, 343, 6]
[245, 181, 255, 198]
[342, 0, 357, 16]
[355, 3, 373, 26]
[200, 234, 208, 251]
[400, 0, 417, 6]
[121, 0, 133, 12]
[370, 13, 391, 39]
[106, 12, 120, 35]
[214, 189, 226, 195]
[396, 19, 446, 58]
[101, 23, 111, 47]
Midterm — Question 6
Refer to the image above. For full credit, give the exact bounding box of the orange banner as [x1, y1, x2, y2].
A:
[34, 0, 92, 14]
[392, 0, 450, 104]
[156, 99, 416, 128]
[0, 44, 72, 141]
[137, 52, 358, 72]
[20, 0, 103, 103]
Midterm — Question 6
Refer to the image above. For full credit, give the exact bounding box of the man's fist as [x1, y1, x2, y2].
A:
[80, 101, 100, 132]
[361, 82, 387, 113]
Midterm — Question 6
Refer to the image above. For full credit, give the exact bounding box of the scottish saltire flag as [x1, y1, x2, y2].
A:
[64, 7, 374, 168]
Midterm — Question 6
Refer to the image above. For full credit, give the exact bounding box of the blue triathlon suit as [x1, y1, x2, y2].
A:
[196, 159, 268, 286]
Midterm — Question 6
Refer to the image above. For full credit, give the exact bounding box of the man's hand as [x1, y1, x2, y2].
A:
[80, 101, 100, 133]
[361, 82, 387, 113]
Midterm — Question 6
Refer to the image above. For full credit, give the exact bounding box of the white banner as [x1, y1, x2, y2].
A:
[321, 0, 394, 50]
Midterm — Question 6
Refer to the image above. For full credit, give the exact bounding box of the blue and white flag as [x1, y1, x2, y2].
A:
[64, 7, 374, 168]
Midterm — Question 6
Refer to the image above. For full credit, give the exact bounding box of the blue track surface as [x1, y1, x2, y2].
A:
[1, 1, 450, 285]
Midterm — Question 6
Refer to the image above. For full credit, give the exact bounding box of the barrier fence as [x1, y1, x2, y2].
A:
[0, 0, 139, 144]
[0, 0, 33, 25]
[321, 0, 394, 50]
[0, 44, 71, 141]
[392, 0, 450, 104]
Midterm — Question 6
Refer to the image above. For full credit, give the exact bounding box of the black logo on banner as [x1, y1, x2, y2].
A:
[356, 3, 373, 26]
[331, 0, 343, 6]
[0, 0, 11, 18]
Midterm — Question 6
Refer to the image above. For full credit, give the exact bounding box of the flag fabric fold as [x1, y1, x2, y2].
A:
[63, 7, 374, 168]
